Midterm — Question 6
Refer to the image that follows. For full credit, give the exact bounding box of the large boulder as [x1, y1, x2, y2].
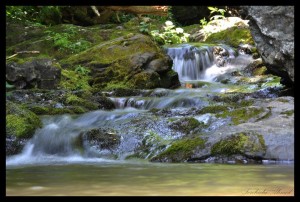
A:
[6, 101, 42, 156]
[64, 34, 180, 90]
[240, 6, 294, 85]
[6, 59, 61, 89]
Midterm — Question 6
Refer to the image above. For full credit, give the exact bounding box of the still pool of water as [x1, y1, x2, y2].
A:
[6, 160, 294, 196]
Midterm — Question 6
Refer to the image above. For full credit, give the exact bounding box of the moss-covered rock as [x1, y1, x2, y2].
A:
[84, 128, 120, 151]
[199, 105, 230, 114]
[93, 96, 115, 110]
[129, 72, 161, 89]
[205, 26, 254, 48]
[63, 34, 178, 90]
[6, 101, 42, 138]
[169, 117, 202, 134]
[64, 93, 98, 110]
[211, 132, 266, 158]
[217, 106, 265, 125]
[151, 137, 206, 162]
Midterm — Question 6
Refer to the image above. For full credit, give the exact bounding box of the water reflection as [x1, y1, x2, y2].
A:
[6, 162, 294, 196]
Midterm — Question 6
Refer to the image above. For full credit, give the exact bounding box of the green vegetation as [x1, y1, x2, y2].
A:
[74, 65, 91, 76]
[6, 101, 42, 138]
[205, 26, 254, 47]
[151, 137, 206, 162]
[253, 66, 267, 76]
[211, 132, 266, 156]
[200, 6, 227, 28]
[169, 117, 203, 134]
[6, 6, 61, 25]
[150, 21, 190, 45]
[45, 26, 91, 53]
[280, 110, 294, 116]
[217, 107, 265, 125]
[65, 93, 98, 110]
[59, 69, 92, 91]
[200, 105, 229, 114]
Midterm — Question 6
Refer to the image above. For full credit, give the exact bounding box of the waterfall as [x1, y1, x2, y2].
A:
[165, 44, 246, 82]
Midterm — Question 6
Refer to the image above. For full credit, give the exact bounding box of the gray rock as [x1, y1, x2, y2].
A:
[146, 56, 172, 73]
[204, 96, 294, 161]
[241, 6, 294, 84]
[130, 52, 156, 70]
[6, 59, 61, 89]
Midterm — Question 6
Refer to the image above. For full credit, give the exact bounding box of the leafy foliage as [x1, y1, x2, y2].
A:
[6, 6, 61, 25]
[150, 21, 190, 45]
[200, 7, 227, 28]
[75, 65, 90, 76]
[45, 26, 91, 53]
[139, 21, 150, 34]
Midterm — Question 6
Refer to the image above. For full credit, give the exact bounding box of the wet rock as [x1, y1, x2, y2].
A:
[93, 96, 115, 110]
[145, 56, 173, 73]
[6, 135, 28, 156]
[84, 128, 121, 151]
[241, 6, 294, 84]
[6, 59, 61, 89]
[6, 101, 42, 155]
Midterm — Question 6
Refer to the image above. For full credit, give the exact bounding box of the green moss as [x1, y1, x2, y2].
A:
[59, 69, 92, 91]
[170, 117, 202, 134]
[129, 72, 161, 89]
[211, 132, 266, 156]
[200, 105, 229, 114]
[217, 107, 265, 125]
[151, 137, 206, 162]
[29, 105, 74, 115]
[63, 34, 160, 67]
[238, 100, 254, 107]
[253, 66, 267, 76]
[205, 27, 254, 47]
[257, 134, 267, 152]
[280, 110, 294, 116]
[6, 102, 42, 138]
[256, 107, 272, 121]
[261, 76, 282, 88]
[211, 133, 248, 156]
[65, 93, 98, 110]
[69, 106, 88, 114]
[29, 106, 51, 115]
[183, 24, 200, 34]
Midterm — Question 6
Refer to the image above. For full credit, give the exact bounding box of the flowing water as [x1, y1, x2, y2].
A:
[6, 43, 294, 196]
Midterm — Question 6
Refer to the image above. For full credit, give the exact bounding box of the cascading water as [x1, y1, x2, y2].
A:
[166, 44, 215, 81]
[165, 44, 253, 82]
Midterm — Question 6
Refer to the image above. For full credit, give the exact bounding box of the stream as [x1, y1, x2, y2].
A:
[6, 43, 294, 196]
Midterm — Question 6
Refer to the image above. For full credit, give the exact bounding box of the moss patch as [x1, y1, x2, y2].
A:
[280, 110, 294, 116]
[129, 72, 161, 89]
[151, 137, 206, 162]
[59, 69, 92, 91]
[211, 132, 266, 157]
[65, 93, 98, 110]
[217, 107, 265, 125]
[6, 101, 42, 138]
[253, 66, 267, 76]
[169, 117, 202, 134]
[199, 105, 230, 114]
[29, 105, 76, 115]
[205, 27, 254, 47]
